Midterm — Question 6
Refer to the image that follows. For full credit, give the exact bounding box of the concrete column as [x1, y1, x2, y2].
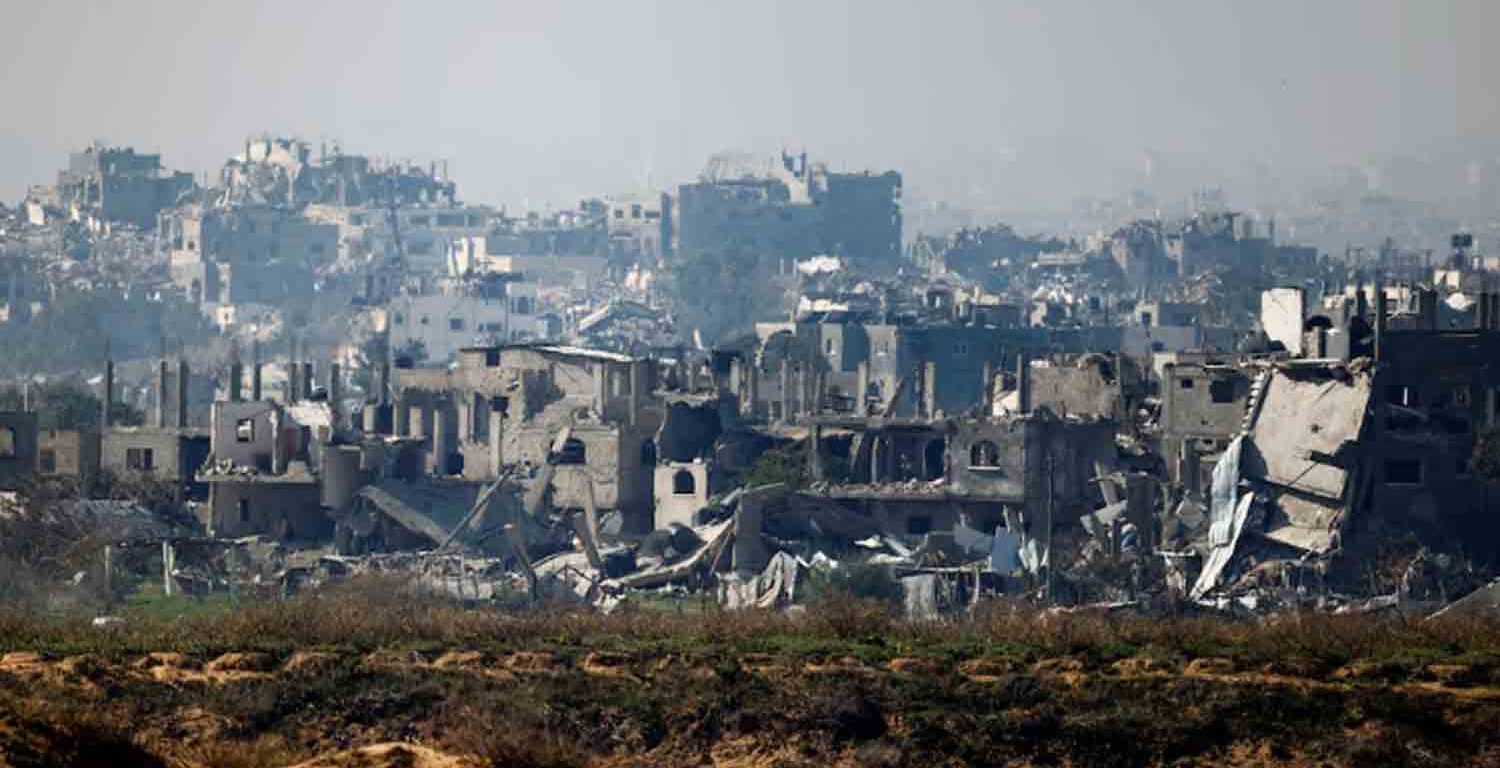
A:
[328, 363, 341, 423]
[177, 359, 189, 428]
[729, 358, 743, 401]
[923, 361, 938, 418]
[269, 408, 284, 474]
[102, 360, 114, 428]
[982, 361, 994, 414]
[412, 400, 432, 441]
[1373, 274, 1386, 361]
[744, 362, 760, 420]
[808, 423, 824, 481]
[378, 359, 390, 404]
[1125, 473, 1156, 556]
[1017, 352, 1032, 414]
[431, 400, 450, 474]
[732, 490, 770, 572]
[469, 392, 483, 441]
[394, 391, 411, 436]
[795, 364, 807, 418]
[229, 360, 243, 403]
[593, 364, 608, 415]
[855, 361, 869, 415]
[363, 403, 381, 434]
[156, 359, 169, 428]
[1181, 441, 1202, 500]
[779, 360, 791, 423]
[628, 360, 643, 426]
[489, 408, 505, 477]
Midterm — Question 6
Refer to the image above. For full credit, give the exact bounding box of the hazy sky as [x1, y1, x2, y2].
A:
[1, 0, 1494, 212]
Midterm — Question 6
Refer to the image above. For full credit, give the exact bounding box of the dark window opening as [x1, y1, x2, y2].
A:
[906, 516, 934, 535]
[237, 498, 250, 524]
[38, 448, 56, 474]
[1179, 378, 1195, 389]
[923, 438, 947, 480]
[449, 317, 464, 331]
[672, 469, 696, 495]
[969, 440, 1000, 468]
[126, 447, 155, 472]
[1384, 459, 1423, 485]
[555, 437, 587, 465]
[485, 349, 501, 367]
[1209, 379, 1236, 403]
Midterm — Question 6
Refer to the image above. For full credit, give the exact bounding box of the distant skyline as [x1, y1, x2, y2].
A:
[2, 0, 1494, 216]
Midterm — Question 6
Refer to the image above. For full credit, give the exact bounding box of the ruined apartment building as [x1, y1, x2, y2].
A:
[197, 398, 331, 541]
[386, 345, 662, 532]
[98, 359, 211, 501]
[164, 205, 337, 306]
[386, 276, 542, 364]
[303, 203, 496, 275]
[805, 410, 1117, 540]
[224, 137, 458, 209]
[57, 145, 194, 229]
[675, 151, 902, 266]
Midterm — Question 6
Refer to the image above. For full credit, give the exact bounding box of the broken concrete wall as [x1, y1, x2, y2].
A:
[203, 479, 328, 541]
[101, 428, 209, 490]
[1261, 287, 1306, 356]
[654, 461, 710, 529]
[656, 399, 723, 462]
[209, 401, 281, 471]
[36, 428, 100, 485]
[1159, 362, 1253, 485]
[1026, 355, 1126, 419]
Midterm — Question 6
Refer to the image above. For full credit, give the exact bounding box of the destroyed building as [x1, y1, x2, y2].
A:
[164, 205, 337, 307]
[224, 137, 457, 209]
[0, 411, 39, 492]
[386, 275, 542, 364]
[98, 359, 211, 501]
[56, 144, 195, 230]
[385, 344, 662, 532]
[676, 151, 902, 267]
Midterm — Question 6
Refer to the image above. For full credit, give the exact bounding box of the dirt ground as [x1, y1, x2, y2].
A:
[1, 642, 1498, 767]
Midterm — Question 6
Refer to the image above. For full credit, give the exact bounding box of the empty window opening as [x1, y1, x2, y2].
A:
[38, 448, 56, 474]
[237, 498, 251, 524]
[555, 437, 587, 465]
[672, 469, 696, 496]
[1209, 379, 1236, 404]
[923, 438, 947, 480]
[969, 440, 1001, 468]
[127, 447, 155, 472]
